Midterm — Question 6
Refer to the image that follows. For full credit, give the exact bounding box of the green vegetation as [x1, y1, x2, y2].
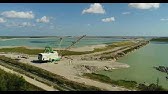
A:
[137, 83, 165, 91]
[0, 56, 102, 91]
[93, 41, 135, 52]
[0, 41, 136, 56]
[0, 68, 44, 91]
[96, 41, 146, 60]
[83, 73, 166, 91]
[59, 50, 91, 56]
[0, 47, 44, 55]
[49, 41, 134, 56]
[83, 73, 137, 89]
[112, 41, 135, 47]
[99, 47, 128, 60]
[0, 46, 91, 56]
[150, 37, 168, 42]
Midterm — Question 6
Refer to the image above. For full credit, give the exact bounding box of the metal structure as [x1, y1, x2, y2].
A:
[65, 35, 86, 50]
[44, 46, 53, 53]
[38, 46, 61, 62]
[38, 38, 63, 62]
[38, 35, 86, 62]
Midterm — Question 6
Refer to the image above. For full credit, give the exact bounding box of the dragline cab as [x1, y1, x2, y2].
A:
[38, 46, 61, 62]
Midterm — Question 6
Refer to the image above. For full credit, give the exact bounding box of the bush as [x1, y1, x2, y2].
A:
[137, 83, 166, 91]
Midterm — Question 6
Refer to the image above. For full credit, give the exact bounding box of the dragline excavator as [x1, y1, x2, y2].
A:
[38, 35, 86, 62]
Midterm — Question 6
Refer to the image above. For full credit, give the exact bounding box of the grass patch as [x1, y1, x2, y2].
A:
[0, 47, 44, 55]
[83, 73, 137, 90]
[83, 73, 166, 91]
[112, 41, 135, 47]
[58, 50, 92, 56]
[83, 73, 112, 83]
[93, 41, 135, 52]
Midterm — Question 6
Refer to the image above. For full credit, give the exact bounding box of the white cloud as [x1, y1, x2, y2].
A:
[122, 12, 131, 15]
[6, 22, 35, 27]
[36, 16, 50, 23]
[19, 22, 35, 27]
[82, 3, 106, 14]
[128, 3, 160, 9]
[102, 17, 115, 22]
[0, 18, 6, 23]
[160, 18, 168, 21]
[1, 11, 34, 19]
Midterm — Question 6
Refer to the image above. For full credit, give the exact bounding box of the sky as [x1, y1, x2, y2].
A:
[0, 3, 168, 36]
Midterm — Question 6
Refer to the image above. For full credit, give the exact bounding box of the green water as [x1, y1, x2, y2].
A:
[98, 42, 168, 89]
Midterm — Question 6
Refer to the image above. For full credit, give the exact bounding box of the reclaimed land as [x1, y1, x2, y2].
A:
[0, 39, 151, 91]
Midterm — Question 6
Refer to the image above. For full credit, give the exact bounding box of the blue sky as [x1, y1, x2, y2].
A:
[0, 3, 168, 36]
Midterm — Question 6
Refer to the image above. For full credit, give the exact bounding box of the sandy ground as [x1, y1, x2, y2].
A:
[68, 44, 107, 52]
[0, 52, 130, 91]
[0, 64, 57, 91]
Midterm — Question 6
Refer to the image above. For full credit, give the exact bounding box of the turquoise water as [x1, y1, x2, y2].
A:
[98, 42, 168, 89]
[0, 37, 126, 48]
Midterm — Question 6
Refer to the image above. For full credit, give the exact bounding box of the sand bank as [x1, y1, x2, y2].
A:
[68, 44, 107, 52]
